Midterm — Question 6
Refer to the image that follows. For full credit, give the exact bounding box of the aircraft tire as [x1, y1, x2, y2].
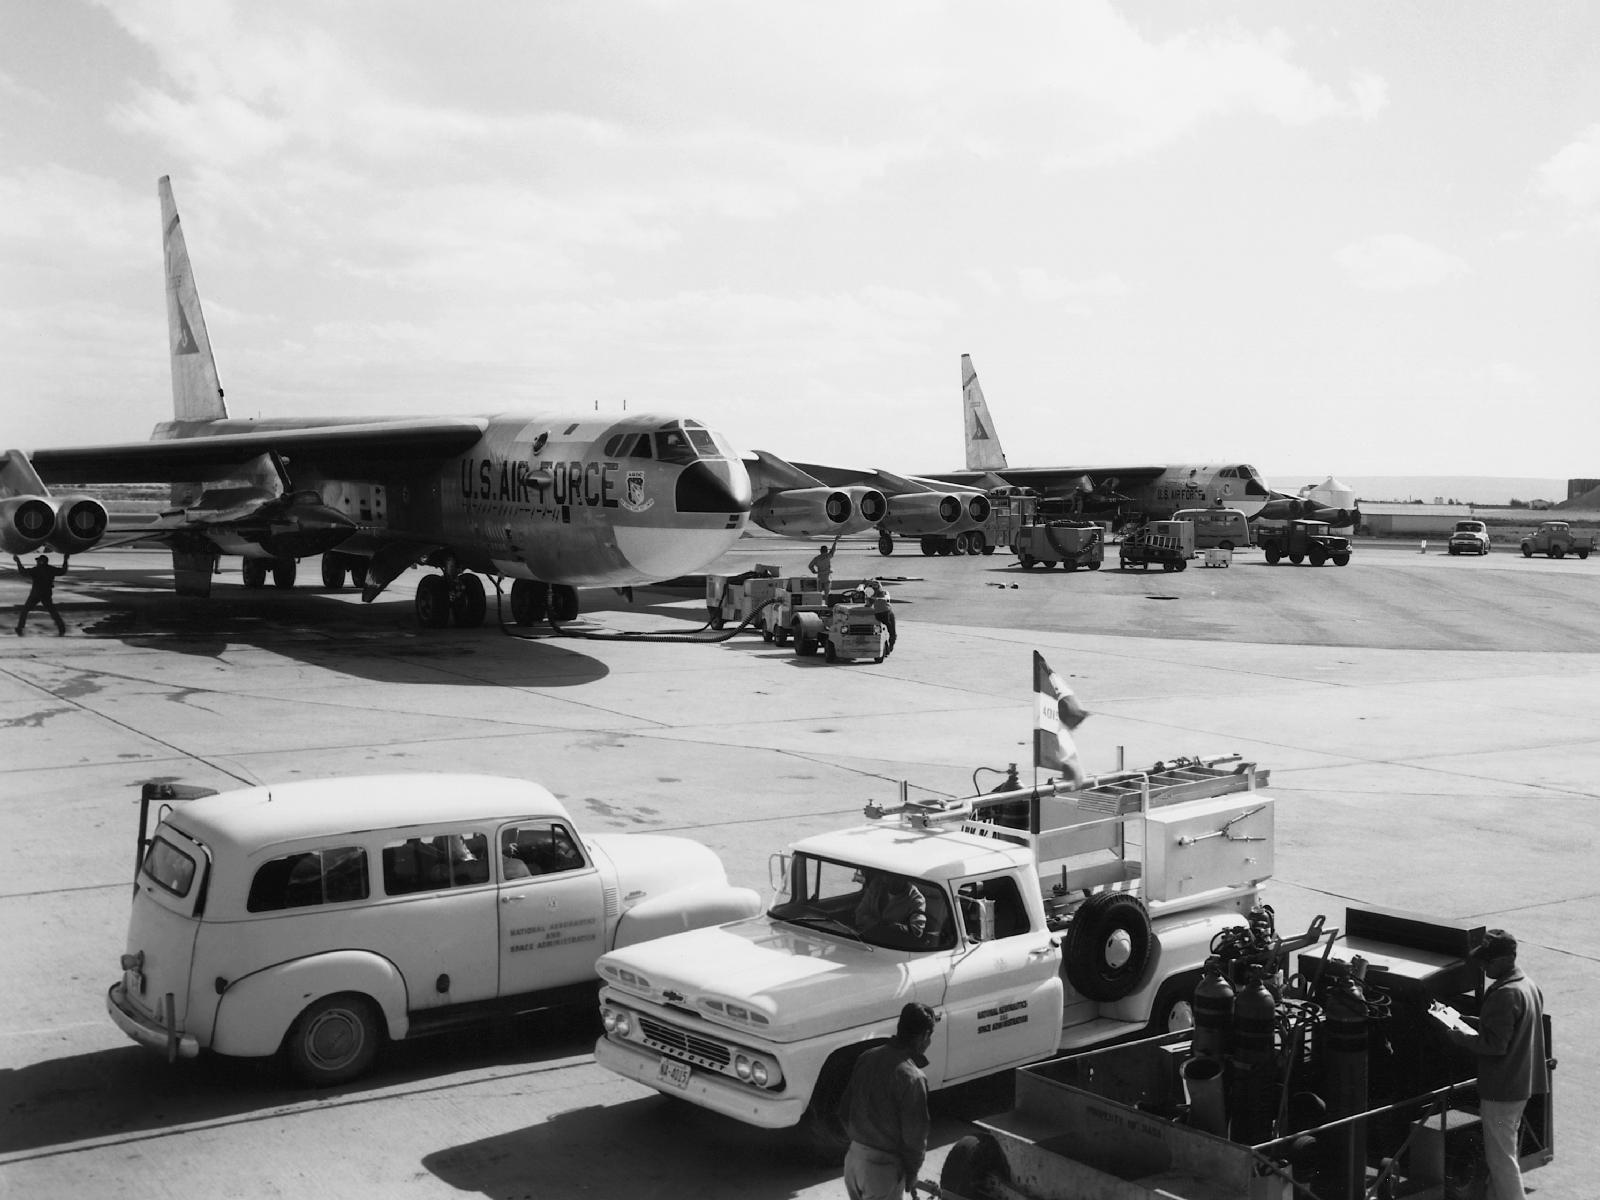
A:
[350, 558, 369, 588]
[964, 534, 982, 555]
[510, 579, 547, 625]
[416, 574, 450, 628]
[242, 559, 268, 589]
[451, 574, 487, 627]
[320, 555, 347, 589]
[877, 531, 894, 556]
[272, 560, 298, 589]
[549, 584, 580, 622]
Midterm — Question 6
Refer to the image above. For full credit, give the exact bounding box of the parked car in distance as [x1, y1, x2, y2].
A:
[1447, 520, 1491, 556]
[108, 775, 762, 1085]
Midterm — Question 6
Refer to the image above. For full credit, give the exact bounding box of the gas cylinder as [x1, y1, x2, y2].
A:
[1323, 961, 1371, 1199]
[1192, 956, 1236, 1060]
[1231, 965, 1279, 1145]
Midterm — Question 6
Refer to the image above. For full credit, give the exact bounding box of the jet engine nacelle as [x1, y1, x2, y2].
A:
[882, 492, 967, 532]
[964, 493, 992, 524]
[1253, 497, 1359, 528]
[0, 495, 62, 555]
[751, 486, 887, 537]
[48, 496, 110, 553]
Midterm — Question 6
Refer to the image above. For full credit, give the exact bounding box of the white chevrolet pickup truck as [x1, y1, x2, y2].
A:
[594, 757, 1284, 1153]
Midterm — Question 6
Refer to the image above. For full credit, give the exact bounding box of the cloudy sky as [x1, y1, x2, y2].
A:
[2, 1, 1597, 487]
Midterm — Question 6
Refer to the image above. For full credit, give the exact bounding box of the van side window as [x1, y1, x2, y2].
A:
[382, 832, 491, 896]
[501, 821, 587, 880]
[248, 847, 370, 913]
[956, 875, 1032, 941]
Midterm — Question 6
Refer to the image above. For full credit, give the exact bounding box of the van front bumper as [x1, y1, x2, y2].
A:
[594, 1035, 805, 1129]
[107, 982, 199, 1061]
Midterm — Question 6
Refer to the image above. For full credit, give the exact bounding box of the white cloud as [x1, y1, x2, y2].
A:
[1532, 125, 1600, 234]
[1016, 268, 1130, 307]
[1333, 234, 1468, 292]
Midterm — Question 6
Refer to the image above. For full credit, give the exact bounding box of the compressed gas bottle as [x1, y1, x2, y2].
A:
[1192, 957, 1235, 1060]
[1231, 966, 1279, 1145]
[1323, 970, 1371, 1200]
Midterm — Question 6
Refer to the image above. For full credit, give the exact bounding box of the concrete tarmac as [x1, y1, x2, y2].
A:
[1, 537, 1593, 1199]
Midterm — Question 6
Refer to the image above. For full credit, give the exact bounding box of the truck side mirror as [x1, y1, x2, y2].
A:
[768, 852, 791, 896]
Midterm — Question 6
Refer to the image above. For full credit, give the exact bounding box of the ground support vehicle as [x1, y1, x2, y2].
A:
[594, 755, 1278, 1154]
[765, 580, 829, 646]
[108, 776, 761, 1085]
[1255, 520, 1351, 567]
[790, 594, 890, 662]
[1202, 547, 1232, 568]
[1118, 520, 1194, 572]
[1013, 521, 1104, 571]
[937, 906, 1555, 1200]
[1520, 520, 1593, 559]
[1173, 507, 1251, 553]
[706, 564, 791, 632]
[1446, 520, 1491, 556]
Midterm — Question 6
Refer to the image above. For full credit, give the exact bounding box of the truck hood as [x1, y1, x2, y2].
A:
[597, 916, 938, 1043]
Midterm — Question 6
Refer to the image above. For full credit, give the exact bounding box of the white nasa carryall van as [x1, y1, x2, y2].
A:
[108, 774, 760, 1084]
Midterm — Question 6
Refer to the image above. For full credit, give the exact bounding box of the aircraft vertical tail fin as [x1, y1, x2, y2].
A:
[962, 353, 1008, 472]
[160, 176, 228, 423]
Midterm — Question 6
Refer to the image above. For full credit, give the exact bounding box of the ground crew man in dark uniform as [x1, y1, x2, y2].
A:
[1441, 929, 1549, 1200]
[13, 553, 70, 636]
[865, 580, 896, 654]
[837, 1002, 937, 1199]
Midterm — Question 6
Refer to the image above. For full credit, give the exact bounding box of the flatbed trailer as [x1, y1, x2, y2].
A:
[933, 906, 1554, 1200]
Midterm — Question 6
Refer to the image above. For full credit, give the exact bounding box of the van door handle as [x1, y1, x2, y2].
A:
[501, 894, 525, 904]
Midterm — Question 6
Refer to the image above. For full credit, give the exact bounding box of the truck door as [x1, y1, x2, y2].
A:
[937, 873, 1063, 1083]
[497, 819, 605, 998]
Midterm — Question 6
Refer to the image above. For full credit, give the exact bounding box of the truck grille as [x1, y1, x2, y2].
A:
[639, 1016, 732, 1068]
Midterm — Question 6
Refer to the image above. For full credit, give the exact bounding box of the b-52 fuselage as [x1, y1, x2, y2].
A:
[9, 178, 751, 629]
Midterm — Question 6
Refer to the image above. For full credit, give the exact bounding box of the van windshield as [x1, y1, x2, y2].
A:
[142, 836, 198, 898]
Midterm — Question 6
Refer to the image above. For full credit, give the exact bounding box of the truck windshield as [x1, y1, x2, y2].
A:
[769, 854, 954, 951]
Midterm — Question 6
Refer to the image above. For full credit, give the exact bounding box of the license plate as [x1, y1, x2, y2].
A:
[657, 1057, 691, 1090]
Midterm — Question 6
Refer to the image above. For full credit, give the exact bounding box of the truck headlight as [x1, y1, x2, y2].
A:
[734, 1054, 753, 1081]
[602, 1007, 633, 1038]
[750, 1060, 770, 1086]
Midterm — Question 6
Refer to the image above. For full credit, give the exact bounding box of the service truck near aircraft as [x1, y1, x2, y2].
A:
[594, 755, 1281, 1154]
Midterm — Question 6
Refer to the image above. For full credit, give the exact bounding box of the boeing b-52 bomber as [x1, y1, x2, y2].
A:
[3, 178, 770, 629]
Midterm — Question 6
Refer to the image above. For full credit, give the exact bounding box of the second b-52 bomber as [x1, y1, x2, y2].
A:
[3, 178, 777, 629]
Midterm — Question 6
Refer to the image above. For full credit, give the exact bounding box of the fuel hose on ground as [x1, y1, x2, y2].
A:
[486, 576, 785, 644]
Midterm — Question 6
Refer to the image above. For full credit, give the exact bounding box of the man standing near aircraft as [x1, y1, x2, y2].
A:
[13, 552, 69, 636]
[808, 544, 833, 596]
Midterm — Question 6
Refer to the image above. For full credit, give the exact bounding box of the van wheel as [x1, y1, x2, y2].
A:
[284, 993, 381, 1086]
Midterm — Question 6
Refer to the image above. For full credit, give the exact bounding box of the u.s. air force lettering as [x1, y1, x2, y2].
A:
[459, 457, 632, 508]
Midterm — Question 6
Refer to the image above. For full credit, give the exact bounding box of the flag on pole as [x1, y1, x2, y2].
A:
[1033, 651, 1088, 787]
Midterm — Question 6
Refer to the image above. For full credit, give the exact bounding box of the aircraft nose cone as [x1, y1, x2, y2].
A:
[676, 459, 752, 514]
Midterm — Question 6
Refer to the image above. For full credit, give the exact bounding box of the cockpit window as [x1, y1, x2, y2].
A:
[654, 430, 694, 464]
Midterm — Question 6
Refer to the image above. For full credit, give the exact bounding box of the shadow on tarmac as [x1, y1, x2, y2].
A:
[422, 1069, 1015, 1199]
[0, 1008, 600, 1157]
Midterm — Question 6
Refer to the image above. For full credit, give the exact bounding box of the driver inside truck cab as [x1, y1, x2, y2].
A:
[854, 870, 949, 949]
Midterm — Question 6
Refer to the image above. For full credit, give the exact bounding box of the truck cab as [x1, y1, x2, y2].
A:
[594, 757, 1275, 1153]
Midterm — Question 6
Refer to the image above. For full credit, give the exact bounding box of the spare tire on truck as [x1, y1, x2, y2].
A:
[1062, 891, 1154, 1001]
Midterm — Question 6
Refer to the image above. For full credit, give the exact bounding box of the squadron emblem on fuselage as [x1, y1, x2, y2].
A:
[621, 471, 654, 514]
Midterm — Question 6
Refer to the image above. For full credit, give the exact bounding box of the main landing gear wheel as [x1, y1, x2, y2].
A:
[510, 579, 548, 626]
[283, 993, 380, 1086]
[415, 574, 451, 628]
[349, 558, 368, 588]
[451, 574, 487, 628]
[242, 559, 269, 589]
[320, 555, 347, 589]
[877, 531, 894, 556]
[271, 559, 297, 588]
[549, 584, 580, 623]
